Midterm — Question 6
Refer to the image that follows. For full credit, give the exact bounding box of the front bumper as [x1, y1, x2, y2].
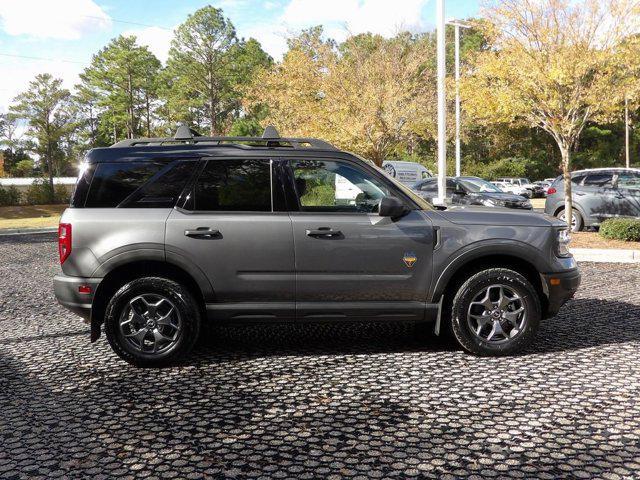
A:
[54, 274, 102, 321]
[541, 268, 581, 318]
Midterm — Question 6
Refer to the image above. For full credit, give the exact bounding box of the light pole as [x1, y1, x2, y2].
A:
[625, 94, 630, 168]
[436, 0, 447, 205]
[448, 20, 471, 178]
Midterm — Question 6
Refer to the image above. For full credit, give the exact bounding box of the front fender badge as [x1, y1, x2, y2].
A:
[403, 252, 417, 268]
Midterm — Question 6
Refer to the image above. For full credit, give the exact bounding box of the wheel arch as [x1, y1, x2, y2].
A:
[431, 251, 549, 318]
[90, 259, 209, 342]
[553, 201, 587, 221]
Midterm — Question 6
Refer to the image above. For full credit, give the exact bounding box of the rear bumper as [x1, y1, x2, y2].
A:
[541, 268, 581, 318]
[54, 274, 102, 321]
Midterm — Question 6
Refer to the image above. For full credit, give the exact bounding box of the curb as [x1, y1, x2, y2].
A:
[571, 247, 640, 263]
[0, 227, 57, 236]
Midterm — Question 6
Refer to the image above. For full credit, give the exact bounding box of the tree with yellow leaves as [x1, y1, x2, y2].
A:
[244, 28, 437, 166]
[463, 0, 640, 229]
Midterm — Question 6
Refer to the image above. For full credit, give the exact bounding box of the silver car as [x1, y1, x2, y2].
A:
[544, 168, 640, 231]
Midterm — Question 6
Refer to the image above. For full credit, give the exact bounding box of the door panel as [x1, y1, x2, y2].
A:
[166, 210, 294, 304]
[292, 210, 434, 306]
[614, 172, 640, 218]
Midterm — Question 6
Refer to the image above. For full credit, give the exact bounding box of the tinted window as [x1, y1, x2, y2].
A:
[193, 159, 271, 211]
[583, 174, 613, 187]
[570, 174, 586, 185]
[291, 159, 390, 213]
[85, 161, 168, 208]
[121, 161, 196, 208]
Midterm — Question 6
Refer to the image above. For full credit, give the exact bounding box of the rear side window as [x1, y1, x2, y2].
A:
[85, 161, 168, 207]
[192, 159, 272, 211]
[120, 161, 196, 208]
[583, 173, 613, 188]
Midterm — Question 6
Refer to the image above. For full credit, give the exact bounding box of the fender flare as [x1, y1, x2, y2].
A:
[429, 240, 548, 302]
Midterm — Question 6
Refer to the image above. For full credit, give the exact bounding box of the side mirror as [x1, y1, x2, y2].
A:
[379, 196, 409, 219]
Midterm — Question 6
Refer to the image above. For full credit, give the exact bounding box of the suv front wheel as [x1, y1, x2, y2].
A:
[450, 268, 541, 356]
[104, 277, 201, 367]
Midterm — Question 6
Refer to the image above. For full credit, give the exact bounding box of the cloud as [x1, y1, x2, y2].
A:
[248, 0, 429, 58]
[0, 58, 83, 113]
[124, 26, 174, 63]
[0, 0, 111, 40]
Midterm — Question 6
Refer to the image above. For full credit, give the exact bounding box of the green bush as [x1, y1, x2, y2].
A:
[0, 185, 21, 206]
[599, 218, 640, 242]
[25, 178, 69, 205]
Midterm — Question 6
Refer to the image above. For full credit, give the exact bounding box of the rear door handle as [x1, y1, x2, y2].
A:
[184, 227, 220, 238]
[306, 227, 342, 238]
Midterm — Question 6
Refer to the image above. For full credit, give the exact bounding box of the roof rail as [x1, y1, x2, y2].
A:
[110, 124, 336, 150]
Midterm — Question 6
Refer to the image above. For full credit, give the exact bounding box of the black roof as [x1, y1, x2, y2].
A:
[86, 125, 340, 163]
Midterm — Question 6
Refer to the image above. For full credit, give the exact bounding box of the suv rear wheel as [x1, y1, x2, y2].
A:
[104, 277, 201, 367]
[450, 268, 541, 356]
[556, 208, 583, 232]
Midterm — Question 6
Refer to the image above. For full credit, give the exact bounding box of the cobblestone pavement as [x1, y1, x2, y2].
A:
[1, 234, 640, 479]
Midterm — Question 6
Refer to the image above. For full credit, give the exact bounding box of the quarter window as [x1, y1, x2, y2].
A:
[193, 159, 272, 212]
[290, 159, 390, 213]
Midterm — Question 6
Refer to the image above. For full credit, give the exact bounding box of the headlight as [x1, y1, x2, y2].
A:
[482, 198, 497, 207]
[556, 228, 572, 257]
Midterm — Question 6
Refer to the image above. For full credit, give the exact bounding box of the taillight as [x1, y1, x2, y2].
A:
[547, 187, 557, 195]
[58, 223, 72, 264]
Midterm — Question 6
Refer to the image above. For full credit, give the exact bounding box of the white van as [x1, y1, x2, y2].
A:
[382, 160, 432, 186]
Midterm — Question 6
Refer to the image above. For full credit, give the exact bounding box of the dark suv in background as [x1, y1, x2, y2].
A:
[412, 176, 532, 210]
[544, 168, 640, 231]
[54, 127, 580, 367]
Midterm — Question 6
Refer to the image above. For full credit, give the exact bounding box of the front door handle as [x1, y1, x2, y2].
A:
[184, 227, 220, 238]
[306, 227, 342, 238]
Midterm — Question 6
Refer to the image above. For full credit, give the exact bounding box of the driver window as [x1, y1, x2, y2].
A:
[290, 159, 390, 213]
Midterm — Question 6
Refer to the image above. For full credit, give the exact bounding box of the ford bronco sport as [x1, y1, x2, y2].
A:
[54, 126, 581, 366]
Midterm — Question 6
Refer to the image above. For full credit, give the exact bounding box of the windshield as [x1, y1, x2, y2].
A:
[458, 177, 503, 193]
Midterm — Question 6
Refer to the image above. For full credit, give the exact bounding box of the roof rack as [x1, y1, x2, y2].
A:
[110, 125, 337, 150]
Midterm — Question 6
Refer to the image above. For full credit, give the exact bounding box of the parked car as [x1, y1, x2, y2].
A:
[534, 180, 552, 196]
[544, 168, 640, 231]
[496, 177, 539, 197]
[492, 180, 532, 198]
[54, 126, 580, 366]
[382, 160, 432, 186]
[413, 176, 532, 210]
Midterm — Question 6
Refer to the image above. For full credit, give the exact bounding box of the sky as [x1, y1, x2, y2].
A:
[0, 0, 479, 112]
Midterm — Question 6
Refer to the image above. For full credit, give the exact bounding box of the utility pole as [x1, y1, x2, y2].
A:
[436, 0, 447, 205]
[448, 20, 471, 177]
[625, 95, 630, 168]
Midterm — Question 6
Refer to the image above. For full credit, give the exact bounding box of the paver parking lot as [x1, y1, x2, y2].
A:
[1, 234, 640, 479]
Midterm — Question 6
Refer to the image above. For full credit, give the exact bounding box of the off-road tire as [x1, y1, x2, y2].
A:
[450, 268, 541, 356]
[104, 277, 201, 367]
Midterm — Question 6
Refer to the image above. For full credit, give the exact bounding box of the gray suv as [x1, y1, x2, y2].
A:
[54, 127, 580, 366]
[544, 168, 640, 231]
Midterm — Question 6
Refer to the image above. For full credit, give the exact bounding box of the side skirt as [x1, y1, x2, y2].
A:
[205, 301, 440, 324]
